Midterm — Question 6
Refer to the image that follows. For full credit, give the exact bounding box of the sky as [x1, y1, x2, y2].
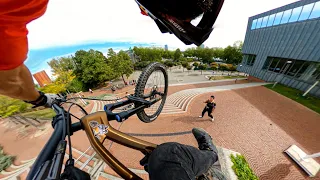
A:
[25, 0, 297, 77]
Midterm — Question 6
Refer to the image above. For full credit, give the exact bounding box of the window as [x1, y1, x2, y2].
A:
[296, 62, 311, 78]
[309, 1, 320, 19]
[261, 16, 269, 27]
[265, 56, 313, 78]
[311, 64, 320, 80]
[299, 3, 314, 21]
[280, 9, 292, 24]
[256, 18, 263, 29]
[245, 54, 256, 66]
[268, 58, 279, 71]
[289, 7, 302, 22]
[262, 57, 273, 69]
[276, 59, 288, 73]
[251, 19, 257, 29]
[273, 12, 283, 25]
[287, 60, 305, 76]
[267, 14, 276, 27]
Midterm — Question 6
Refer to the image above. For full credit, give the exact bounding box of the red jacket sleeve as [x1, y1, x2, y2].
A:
[0, 0, 49, 70]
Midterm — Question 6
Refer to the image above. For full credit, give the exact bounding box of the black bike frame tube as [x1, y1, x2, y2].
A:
[27, 105, 66, 180]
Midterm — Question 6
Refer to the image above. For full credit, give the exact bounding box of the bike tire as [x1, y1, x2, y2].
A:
[134, 62, 168, 123]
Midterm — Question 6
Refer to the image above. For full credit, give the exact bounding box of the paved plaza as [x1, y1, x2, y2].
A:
[0, 78, 319, 180]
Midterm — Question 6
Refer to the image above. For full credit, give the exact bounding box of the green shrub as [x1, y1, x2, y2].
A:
[230, 154, 258, 180]
[0, 146, 15, 172]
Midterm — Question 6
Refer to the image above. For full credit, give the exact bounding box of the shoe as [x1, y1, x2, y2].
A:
[192, 128, 217, 152]
[198, 166, 226, 180]
[199, 116, 203, 118]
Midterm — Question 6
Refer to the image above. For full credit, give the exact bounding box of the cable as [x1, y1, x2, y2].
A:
[66, 103, 75, 164]
[64, 102, 89, 165]
[68, 96, 127, 102]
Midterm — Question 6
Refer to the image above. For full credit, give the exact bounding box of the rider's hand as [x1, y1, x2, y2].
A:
[25, 91, 60, 108]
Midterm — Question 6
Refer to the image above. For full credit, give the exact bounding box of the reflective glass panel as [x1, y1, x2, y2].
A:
[280, 9, 292, 24]
[261, 16, 269, 27]
[267, 14, 275, 26]
[289, 7, 302, 22]
[273, 12, 283, 25]
[256, 18, 263, 28]
[251, 19, 257, 29]
[310, 1, 320, 19]
[298, 3, 314, 21]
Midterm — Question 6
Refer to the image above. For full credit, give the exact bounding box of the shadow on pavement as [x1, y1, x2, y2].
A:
[260, 163, 292, 180]
[173, 115, 213, 125]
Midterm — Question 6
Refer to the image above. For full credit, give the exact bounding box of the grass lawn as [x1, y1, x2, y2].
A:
[209, 75, 246, 80]
[264, 84, 320, 114]
[231, 154, 258, 180]
[20, 108, 56, 119]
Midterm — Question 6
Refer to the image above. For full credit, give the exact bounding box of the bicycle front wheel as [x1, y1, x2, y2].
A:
[134, 62, 168, 123]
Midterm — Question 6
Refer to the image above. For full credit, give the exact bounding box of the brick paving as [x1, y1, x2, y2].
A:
[0, 80, 319, 180]
[109, 86, 320, 180]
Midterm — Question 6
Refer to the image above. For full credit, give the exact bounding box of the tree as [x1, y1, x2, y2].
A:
[133, 47, 162, 62]
[164, 61, 174, 71]
[39, 83, 67, 94]
[67, 78, 86, 92]
[162, 50, 174, 59]
[181, 61, 188, 72]
[193, 62, 199, 70]
[210, 62, 219, 70]
[134, 61, 150, 70]
[173, 48, 182, 61]
[48, 57, 74, 76]
[198, 64, 208, 75]
[113, 50, 134, 84]
[72, 49, 115, 88]
[219, 64, 229, 71]
[212, 48, 224, 60]
[186, 65, 192, 74]
[107, 48, 117, 59]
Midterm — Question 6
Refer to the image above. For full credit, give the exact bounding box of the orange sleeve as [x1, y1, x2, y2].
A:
[0, 0, 49, 70]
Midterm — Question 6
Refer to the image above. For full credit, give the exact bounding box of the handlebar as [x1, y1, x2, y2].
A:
[27, 94, 159, 179]
[27, 104, 67, 180]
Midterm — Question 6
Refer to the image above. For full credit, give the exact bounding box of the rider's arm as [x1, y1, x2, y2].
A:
[0, 0, 48, 101]
[0, 65, 40, 101]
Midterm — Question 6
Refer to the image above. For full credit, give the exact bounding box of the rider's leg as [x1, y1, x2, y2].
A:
[200, 107, 207, 118]
[148, 142, 218, 180]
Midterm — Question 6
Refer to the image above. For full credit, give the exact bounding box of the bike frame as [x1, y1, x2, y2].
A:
[82, 111, 156, 180]
[27, 95, 160, 180]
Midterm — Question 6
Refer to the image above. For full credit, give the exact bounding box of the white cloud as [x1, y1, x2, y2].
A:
[27, 0, 297, 50]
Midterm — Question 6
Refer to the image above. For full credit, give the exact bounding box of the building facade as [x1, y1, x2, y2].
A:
[33, 70, 52, 87]
[164, 44, 168, 51]
[238, 0, 320, 97]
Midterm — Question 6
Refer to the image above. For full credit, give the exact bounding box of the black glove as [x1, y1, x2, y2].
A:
[25, 91, 60, 108]
[140, 153, 151, 172]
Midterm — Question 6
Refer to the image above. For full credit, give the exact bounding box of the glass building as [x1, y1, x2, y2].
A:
[238, 0, 320, 97]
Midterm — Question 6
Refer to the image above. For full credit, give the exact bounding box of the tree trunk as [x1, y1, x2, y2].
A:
[201, 70, 203, 75]
[121, 75, 126, 85]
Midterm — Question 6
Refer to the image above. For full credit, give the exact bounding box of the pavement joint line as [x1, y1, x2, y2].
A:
[127, 131, 192, 137]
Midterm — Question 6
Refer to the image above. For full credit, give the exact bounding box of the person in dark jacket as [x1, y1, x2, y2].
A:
[199, 95, 216, 122]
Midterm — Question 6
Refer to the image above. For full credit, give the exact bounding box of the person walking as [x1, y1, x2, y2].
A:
[199, 95, 216, 122]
